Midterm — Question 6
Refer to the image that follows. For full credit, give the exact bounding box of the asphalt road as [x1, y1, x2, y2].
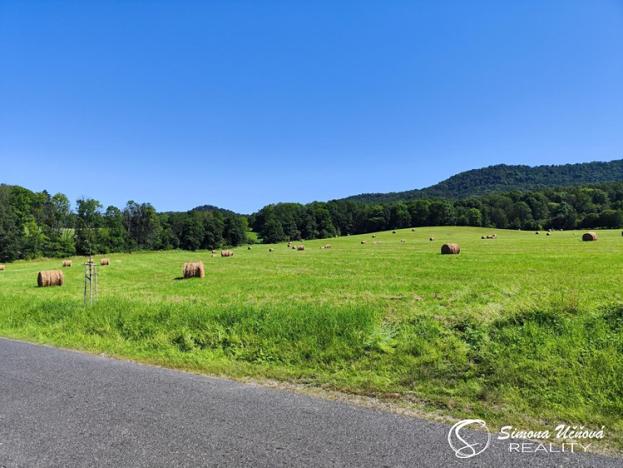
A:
[0, 338, 619, 467]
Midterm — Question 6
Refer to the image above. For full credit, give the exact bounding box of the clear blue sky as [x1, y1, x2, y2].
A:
[1, 1, 622, 213]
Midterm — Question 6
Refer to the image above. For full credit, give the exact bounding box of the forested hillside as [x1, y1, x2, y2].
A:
[3, 164, 623, 262]
[345, 159, 623, 203]
[251, 182, 623, 242]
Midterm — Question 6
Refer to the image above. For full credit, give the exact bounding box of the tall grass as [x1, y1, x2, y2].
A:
[1, 226, 622, 450]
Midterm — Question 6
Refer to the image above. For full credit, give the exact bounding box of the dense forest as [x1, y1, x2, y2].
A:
[2, 179, 623, 262]
[345, 159, 623, 203]
[0, 184, 247, 262]
[252, 182, 623, 243]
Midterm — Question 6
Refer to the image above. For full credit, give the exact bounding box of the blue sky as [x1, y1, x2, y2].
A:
[1, 1, 622, 213]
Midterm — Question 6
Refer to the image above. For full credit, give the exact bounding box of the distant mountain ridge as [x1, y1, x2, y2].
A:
[342, 159, 623, 203]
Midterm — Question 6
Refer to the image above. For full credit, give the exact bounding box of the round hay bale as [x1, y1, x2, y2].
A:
[211, 249, 216, 254]
[372, 235, 376, 238]
[481, 236, 485, 240]
[392, 230, 396, 234]
[182, 261, 205, 279]
[296, 245, 305, 251]
[247, 246, 252, 250]
[37, 270, 64, 287]
[62, 260, 72, 267]
[535, 231, 539, 235]
[441, 243, 460, 255]
[582, 232, 598, 242]
[268, 248, 273, 252]
[221, 250, 234, 257]
[411, 228, 415, 231]
[0, 264, 5, 271]
[429, 237, 434, 241]
[100, 258, 110, 266]
[546, 232, 550, 236]
[361, 240, 367, 245]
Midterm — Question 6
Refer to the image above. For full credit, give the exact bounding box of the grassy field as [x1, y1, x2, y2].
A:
[1, 226, 622, 450]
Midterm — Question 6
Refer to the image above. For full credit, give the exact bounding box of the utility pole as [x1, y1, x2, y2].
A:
[84, 255, 97, 305]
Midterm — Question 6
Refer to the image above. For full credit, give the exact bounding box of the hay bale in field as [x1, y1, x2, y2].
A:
[100, 258, 110, 266]
[247, 246, 252, 250]
[481, 236, 485, 240]
[441, 243, 460, 255]
[0, 264, 5, 271]
[221, 250, 234, 257]
[296, 245, 305, 251]
[37, 270, 64, 287]
[535, 231, 539, 235]
[372, 234, 376, 238]
[269, 248, 273, 252]
[582, 232, 598, 242]
[361, 240, 367, 245]
[546, 232, 550, 236]
[182, 261, 205, 279]
[211, 249, 216, 254]
[429, 237, 434, 241]
[62, 260, 72, 267]
[411, 228, 415, 231]
[392, 230, 396, 234]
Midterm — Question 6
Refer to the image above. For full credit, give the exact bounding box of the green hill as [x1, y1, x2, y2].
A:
[343, 159, 623, 203]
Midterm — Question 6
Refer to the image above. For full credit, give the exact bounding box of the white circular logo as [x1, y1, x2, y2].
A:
[448, 419, 491, 459]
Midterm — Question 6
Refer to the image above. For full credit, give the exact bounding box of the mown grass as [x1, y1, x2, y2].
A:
[0, 227, 622, 451]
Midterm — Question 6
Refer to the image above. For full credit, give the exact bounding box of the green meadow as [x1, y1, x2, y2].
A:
[1, 226, 622, 450]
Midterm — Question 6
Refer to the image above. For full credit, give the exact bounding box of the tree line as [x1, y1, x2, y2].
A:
[2, 181, 623, 262]
[0, 184, 247, 262]
[251, 182, 623, 242]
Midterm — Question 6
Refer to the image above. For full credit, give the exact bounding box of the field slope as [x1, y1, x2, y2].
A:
[0, 227, 622, 450]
